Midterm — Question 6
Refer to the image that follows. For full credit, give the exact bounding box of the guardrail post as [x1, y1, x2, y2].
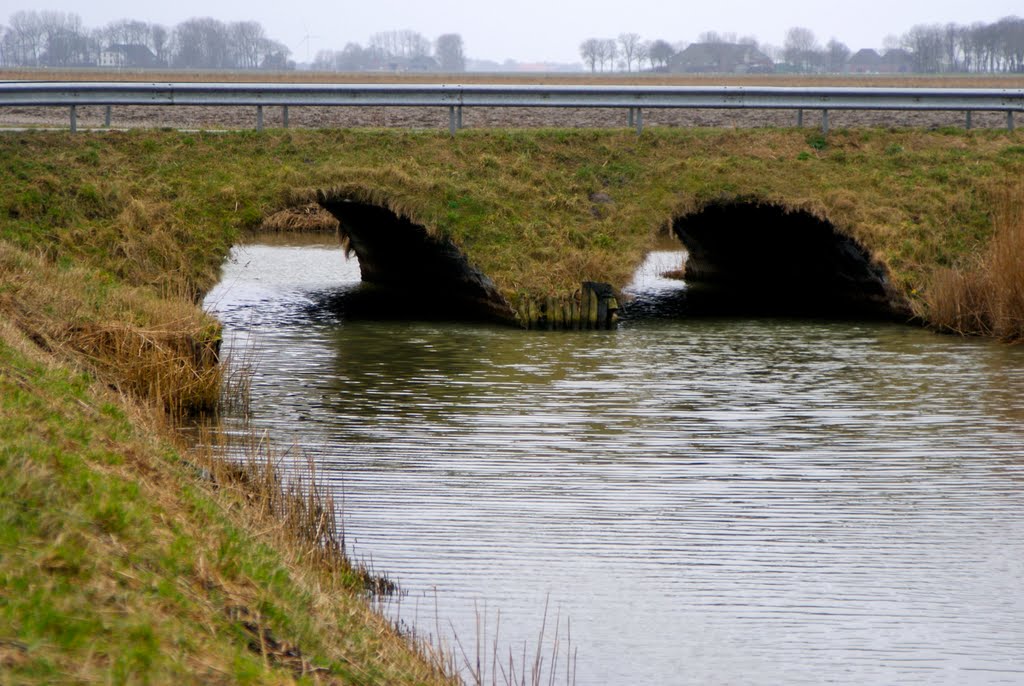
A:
[69, 105, 77, 133]
[448, 106, 457, 135]
[821, 109, 829, 135]
[797, 109, 803, 128]
[635, 107, 643, 135]
[457, 105, 463, 130]
[965, 111, 972, 130]
[104, 105, 112, 128]
[628, 107, 634, 127]
[256, 105, 264, 131]
[282, 105, 289, 129]
[1010, 111, 1016, 132]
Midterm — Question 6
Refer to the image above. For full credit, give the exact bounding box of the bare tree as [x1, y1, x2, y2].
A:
[172, 17, 229, 69]
[825, 38, 850, 73]
[151, 24, 168, 66]
[8, 11, 44, 65]
[229, 21, 265, 69]
[599, 38, 617, 71]
[784, 26, 819, 71]
[635, 41, 649, 71]
[902, 24, 945, 72]
[617, 32, 642, 71]
[647, 39, 674, 69]
[579, 38, 601, 72]
[370, 29, 431, 60]
[435, 33, 465, 72]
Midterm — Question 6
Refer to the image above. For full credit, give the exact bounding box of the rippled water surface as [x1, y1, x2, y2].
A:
[205, 238, 1024, 685]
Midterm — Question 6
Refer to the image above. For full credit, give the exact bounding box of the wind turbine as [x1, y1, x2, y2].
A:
[300, 20, 322, 63]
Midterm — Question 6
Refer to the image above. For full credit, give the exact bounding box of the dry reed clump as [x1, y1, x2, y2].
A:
[260, 203, 341, 233]
[925, 183, 1024, 340]
[0, 243, 222, 415]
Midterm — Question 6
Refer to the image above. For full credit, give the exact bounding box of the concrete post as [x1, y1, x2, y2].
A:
[104, 105, 112, 128]
[256, 105, 264, 131]
[457, 105, 463, 130]
[821, 109, 829, 135]
[283, 105, 289, 129]
[797, 109, 803, 128]
[69, 105, 77, 133]
[1009, 111, 1016, 132]
[965, 111, 972, 130]
[449, 106, 457, 135]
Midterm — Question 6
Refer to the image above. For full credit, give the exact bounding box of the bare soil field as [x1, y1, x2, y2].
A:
[1, 69, 1020, 131]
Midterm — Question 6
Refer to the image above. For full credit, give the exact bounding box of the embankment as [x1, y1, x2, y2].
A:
[1, 126, 1021, 681]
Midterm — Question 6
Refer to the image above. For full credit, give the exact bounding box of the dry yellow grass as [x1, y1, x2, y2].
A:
[926, 182, 1024, 339]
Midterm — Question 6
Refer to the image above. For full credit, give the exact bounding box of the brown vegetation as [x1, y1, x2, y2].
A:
[260, 202, 340, 232]
[925, 183, 1024, 340]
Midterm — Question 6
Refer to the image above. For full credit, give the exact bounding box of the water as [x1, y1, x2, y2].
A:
[205, 236, 1024, 685]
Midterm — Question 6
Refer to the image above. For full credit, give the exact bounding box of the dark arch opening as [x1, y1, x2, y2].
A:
[671, 202, 904, 318]
[317, 198, 514, 322]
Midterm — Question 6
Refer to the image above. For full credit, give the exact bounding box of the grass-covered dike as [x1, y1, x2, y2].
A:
[1, 127, 1022, 683]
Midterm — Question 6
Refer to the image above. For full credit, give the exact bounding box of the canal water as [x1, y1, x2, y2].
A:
[204, 235, 1024, 685]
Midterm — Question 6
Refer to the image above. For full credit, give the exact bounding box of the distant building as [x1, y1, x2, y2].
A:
[669, 42, 774, 74]
[847, 47, 914, 74]
[98, 44, 160, 69]
[879, 48, 914, 73]
[848, 49, 882, 74]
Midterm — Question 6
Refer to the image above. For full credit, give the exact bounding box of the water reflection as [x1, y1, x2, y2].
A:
[205, 238, 1024, 685]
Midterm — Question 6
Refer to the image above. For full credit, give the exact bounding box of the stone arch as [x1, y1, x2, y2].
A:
[671, 201, 907, 317]
[315, 194, 515, 322]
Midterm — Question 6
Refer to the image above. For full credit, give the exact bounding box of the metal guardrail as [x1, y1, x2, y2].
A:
[1, 81, 1021, 134]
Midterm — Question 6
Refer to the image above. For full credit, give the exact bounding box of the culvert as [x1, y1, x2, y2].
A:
[672, 202, 907, 318]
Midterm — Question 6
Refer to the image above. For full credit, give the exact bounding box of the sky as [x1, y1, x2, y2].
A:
[6, 0, 1022, 64]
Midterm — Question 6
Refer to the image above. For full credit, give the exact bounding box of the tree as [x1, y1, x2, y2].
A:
[435, 33, 465, 72]
[784, 26, 819, 71]
[228, 21, 265, 69]
[599, 38, 617, 71]
[370, 30, 430, 59]
[172, 17, 229, 69]
[579, 38, 601, 72]
[151, 24, 168, 65]
[647, 39, 674, 69]
[8, 10, 44, 65]
[634, 41, 649, 71]
[902, 24, 945, 72]
[825, 38, 850, 73]
[617, 32, 641, 72]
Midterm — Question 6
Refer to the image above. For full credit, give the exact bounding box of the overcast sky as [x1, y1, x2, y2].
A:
[8, 1, 1023, 64]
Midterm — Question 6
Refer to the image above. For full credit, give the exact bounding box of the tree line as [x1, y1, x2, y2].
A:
[0, 10, 291, 69]
[311, 31, 465, 72]
[581, 16, 1024, 73]
[0, 10, 468, 73]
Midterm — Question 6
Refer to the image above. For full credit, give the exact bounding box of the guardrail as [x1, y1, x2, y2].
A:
[1, 81, 1021, 134]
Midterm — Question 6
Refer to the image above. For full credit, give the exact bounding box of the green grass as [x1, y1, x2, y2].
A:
[2, 127, 1021, 308]
[0, 325, 451, 684]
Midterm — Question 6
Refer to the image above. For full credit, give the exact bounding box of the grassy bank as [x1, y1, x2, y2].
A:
[1, 126, 1021, 681]
[0, 317, 452, 684]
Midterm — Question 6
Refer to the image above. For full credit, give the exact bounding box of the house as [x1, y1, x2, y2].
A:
[98, 44, 160, 69]
[669, 42, 774, 74]
[879, 48, 913, 73]
[848, 48, 882, 74]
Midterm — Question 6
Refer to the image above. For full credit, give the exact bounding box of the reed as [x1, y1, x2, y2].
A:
[925, 183, 1024, 340]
